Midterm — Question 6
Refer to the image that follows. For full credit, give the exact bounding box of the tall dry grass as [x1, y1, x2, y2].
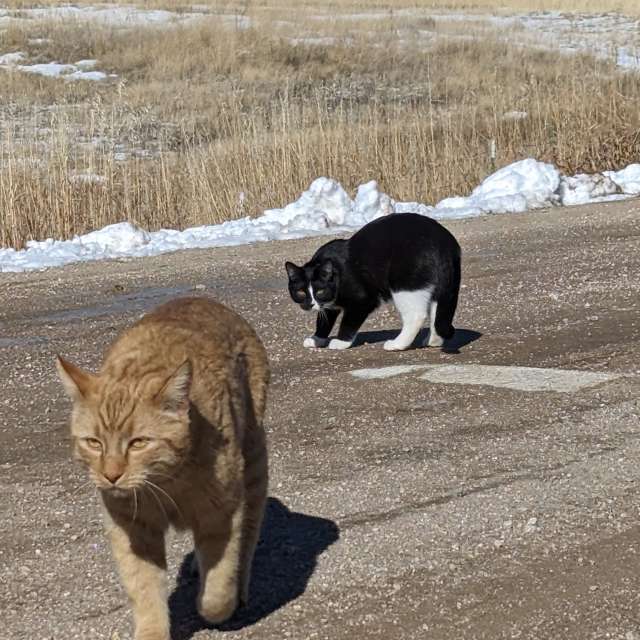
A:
[1, 6, 640, 248]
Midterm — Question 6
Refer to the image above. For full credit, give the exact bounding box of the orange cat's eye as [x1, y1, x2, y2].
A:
[84, 438, 102, 451]
[128, 438, 150, 450]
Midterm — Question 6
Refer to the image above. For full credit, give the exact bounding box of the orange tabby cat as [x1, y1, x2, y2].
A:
[56, 297, 269, 640]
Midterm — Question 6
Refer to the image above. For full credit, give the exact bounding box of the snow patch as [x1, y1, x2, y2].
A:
[616, 47, 640, 70]
[353, 181, 395, 225]
[472, 159, 560, 209]
[78, 222, 151, 253]
[70, 172, 107, 185]
[502, 110, 528, 121]
[604, 164, 640, 195]
[557, 173, 621, 206]
[20, 62, 77, 77]
[0, 52, 113, 81]
[261, 177, 352, 231]
[67, 69, 109, 81]
[13, 6, 206, 27]
[0, 51, 25, 65]
[75, 59, 98, 70]
[433, 159, 560, 219]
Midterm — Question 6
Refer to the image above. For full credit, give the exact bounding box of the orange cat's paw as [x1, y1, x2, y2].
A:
[198, 591, 238, 624]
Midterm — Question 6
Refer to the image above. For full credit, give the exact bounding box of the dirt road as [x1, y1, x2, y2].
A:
[1, 199, 639, 639]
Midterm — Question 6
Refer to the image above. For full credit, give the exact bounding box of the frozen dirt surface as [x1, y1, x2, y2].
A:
[0, 198, 639, 639]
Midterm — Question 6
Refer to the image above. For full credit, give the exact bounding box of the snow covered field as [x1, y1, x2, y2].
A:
[0, 4, 638, 81]
[2, 158, 638, 273]
[298, 9, 640, 71]
[308, 9, 640, 71]
[431, 11, 640, 71]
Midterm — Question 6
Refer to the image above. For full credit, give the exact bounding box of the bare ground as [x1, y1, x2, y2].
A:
[0, 198, 639, 639]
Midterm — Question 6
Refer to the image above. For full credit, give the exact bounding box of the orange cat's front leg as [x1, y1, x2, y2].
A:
[106, 516, 170, 640]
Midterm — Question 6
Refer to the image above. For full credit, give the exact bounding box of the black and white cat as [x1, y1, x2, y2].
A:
[285, 212, 461, 351]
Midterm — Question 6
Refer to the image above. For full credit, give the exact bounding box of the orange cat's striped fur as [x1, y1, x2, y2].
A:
[56, 297, 269, 640]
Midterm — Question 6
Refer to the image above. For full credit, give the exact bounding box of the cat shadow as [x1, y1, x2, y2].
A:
[441, 328, 483, 354]
[354, 327, 482, 354]
[168, 497, 339, 639]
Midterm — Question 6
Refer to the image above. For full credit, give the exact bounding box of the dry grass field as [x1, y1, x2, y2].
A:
[2, 1, 640, 14]
[1, 1, 639, 248]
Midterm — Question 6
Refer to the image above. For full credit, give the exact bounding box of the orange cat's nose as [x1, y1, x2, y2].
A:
[104, 470, 123, 484]
[103, 458, 125, 485]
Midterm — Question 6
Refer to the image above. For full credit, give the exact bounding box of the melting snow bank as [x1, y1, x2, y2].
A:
[2, 158, 640, 273]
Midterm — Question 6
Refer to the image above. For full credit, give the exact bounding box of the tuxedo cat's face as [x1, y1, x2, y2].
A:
[285, 260, 338, 311]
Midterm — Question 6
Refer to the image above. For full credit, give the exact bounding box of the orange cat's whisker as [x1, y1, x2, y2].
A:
[132, 488, 138, 523]
[142, 481, 170, 523]
[150, 470, 189, 488]
[145, 480, 183, 521]
[70, 480, 94, 497]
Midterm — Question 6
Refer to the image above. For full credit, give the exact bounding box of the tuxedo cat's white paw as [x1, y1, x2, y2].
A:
[427, 333, 444, 347]
[328, 338, 352, 350]
[383, 338, 408, 351]
[303, 336, 329, 348]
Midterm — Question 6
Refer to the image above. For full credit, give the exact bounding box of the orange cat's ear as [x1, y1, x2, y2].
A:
[56, 356, 96, 401]
[156, 360, 192, 414]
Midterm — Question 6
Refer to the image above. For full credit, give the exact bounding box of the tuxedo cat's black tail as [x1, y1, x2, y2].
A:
[434, 249, 461, 340]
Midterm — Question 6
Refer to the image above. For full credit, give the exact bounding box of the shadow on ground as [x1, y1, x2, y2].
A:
[169, 498, 339, 639]
[354, 327, 482, 353]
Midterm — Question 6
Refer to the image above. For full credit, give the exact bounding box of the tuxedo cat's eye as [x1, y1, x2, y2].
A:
[316, 288, 328, 296]
[295, 289, 306, 298]
[128, 438, 150, 450]
[84, 437, 102, 451]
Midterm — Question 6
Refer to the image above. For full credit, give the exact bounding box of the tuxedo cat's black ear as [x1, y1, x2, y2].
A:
[285, 261, 301, 280]
[319, 260, 334, 279]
